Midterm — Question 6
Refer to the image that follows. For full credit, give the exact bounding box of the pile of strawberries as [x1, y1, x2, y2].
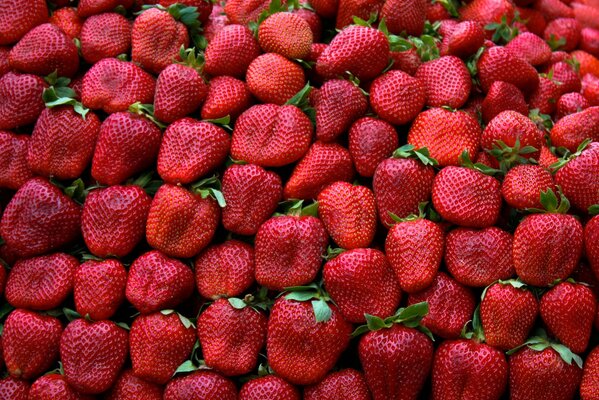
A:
[1, 0, 599, 397]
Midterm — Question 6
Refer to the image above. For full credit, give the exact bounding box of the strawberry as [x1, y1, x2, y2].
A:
[460, 0, 514, 25]
[27, 107, 101, 180]
[201, 76, 254, 121]
[529, 76, 560, 115]
[579, 31, 599, 59]
[349, 117, 398, 177]
[61, 319, 128, 394]
[74, 259, 127, 321]
[309, 0, 337, 18]
[258, 12, 313, 60]
[224, 0, 273, 24]
[0, 72, 47, 130]
[533, 0, 573, 21]
[316, 25, 390, 81]
[408, 108, 481, 166]
[540, 281, 596, 354]
[204, 24, 260, 78]
[240, 375, 300, 400]
[198, 298, 268, 376]
[126, 250, 194, 314]
[415, 56, 472, 109]
[335, 0, 383, 30]
[585, 212, 599, 278]
[145, 183, 220, 258]
[581, 346, 599, 400]
[582, 73, 599, 106]
[130, 311, 196, 385]
[0, 46, 9, 76]
[77, 0, 134, 17]
[0, 131, 33, 190]
[502, 164, 556, 209]
[156, 0, 213, 24]
[544, 18, 581, 51]
[550, 107, 599, 152]
[314, 79, 367, 142]
[106, 369, 164, 400]
[317, 182, 376, 249]
[246, 53, 306, 105]
[221, 163, 282, 235]
[2, 309, 62, 380]
[304, 369, 371, 400]
[548, 61, 581, 96]
[49, 7, 83, 40]
[82, 58, 155, 114]
[294, 8, 322, 41]
[80, 13, 131, 64]
[380, 0, 425, 35]
[481, 81, 528, 123]
[28, 374, 91, 400]
[231, 104, 313, 167]
[157, 118, 230, 184]
[323, 248, 402, 323]
[0, 0, 48, 46]
[82, 185, 152, 258]
[389, 48, 422, 75]
[480, 280, 539, 350]
[267, 296, 352, 385]
[539, 145, 560, 169]
[445, 226, 515, 287]
[153, 48, 209, 124]
[163, 371, 237, 400]
[505, 32, 552, 65]
[477, 46, 540, 93]
[0, 376, 30, 399]
[441, 21, 485, 58]
[370, 70, 426, 125]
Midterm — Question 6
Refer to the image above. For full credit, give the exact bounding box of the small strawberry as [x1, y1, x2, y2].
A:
[0, 131, 33, 190]
[348, 117, 399, 177]
[381, 0, 425, 36]
[240, 375, 300, 400]
[204, 24, 260, 78]
[258, 12, 313, 60]
[370, 70, 426, 125]
[80, 12, 131, 64]
[304, 369, 371, 400]
[0, 72, 47, 130]
[201, 76, 254, 121]
[246, 53, 306, 105]
[477, 46, 540, 93]
[481, 81, 528, 123]
[0, 0, 48, 46]
[49, 7, 83, 40]
[415, 56, 472, 109]
[550, 107, 599, 152]
[0, 376, 29, 399]
[581, 346, 599, 400]
[505, 32, 552, 65]
[502, 164, 556, 209]
[441, 21, 485, 58]
[106, 369, 164, 400]
[74, 259, 127, 321]
[28, 374, 91, 400]
[163, 371, 237, 400]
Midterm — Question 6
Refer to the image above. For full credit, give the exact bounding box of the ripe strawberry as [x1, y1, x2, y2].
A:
[0, 376, 30, 399]
[533, 0, 573, 20]
[481, 81, 528, 123]
[0, 46, 9, 76]
[157, 118, 230, 184]
[502, 164, 556, 209]
[81, 58, 155, 114]
[0, 72, 47, 130]
[323, 248, 401, 323]
[294, 8, 322, 41]
[198, 298, 268, 376]
[130, 311, 196, 385]
[267, 296, 352, 385]
[240, 375, 300, 400]
[481, 110, 544, 162]
[2, 309, 62, 380]
[548, 61, 581, 96]
[201, 76, 254, 121]
[349, 117, 398, 177]
[586, 213, 599, 279]
[304, 369, 371, 400]
[224, 0, 273, 24]
[550, 107, 599, 152]
[80, 13, 131, 64]
[163, 371, 237, 400]
[74, 259, 127, 321]
[27, 107, 101, 180]
[460, 0, 514, 25]
[28, 374, 91, 400]
[415, 56, 471, 109]
[389, 47, 422, 75]
[204, 24, 260, 78]
[314, 79, 367, 142]
[544, 18, 581, 51]
[258, 12, 313, 60]
[49, 7, 83, 40]
[505, 32, 552, 65]
[370, 70, 426, 125]
[477, 46, 540, 93]
[380, 0, 425, 35]
[156, 0, 213, 24]
[106, 369, 164, 400]
[126, 250, 194, 314]
[221, 163, 282, 235]
[0, 0, 48, 46]
[581, 346, 599, 400]
[308, 0, 337, 18]
[529, 76, 560, 115]
[480, 280, 539, 350]
[441, 21, 485, 58]
[432, 339, 508, 400]
[335, 0, 383, 30]
[539, 145, 560, 169]
[0, 131, 33, 190]
[582, 73, 599, 106]
[246, 53, 305, 105]
[316, 25, 390, 81]
[77, 0, 134, 17]
[573, 49, 599, 75]
[61, 319, 128, 394]
[145, 183, 220, 258]
[231, 104, 313, 167]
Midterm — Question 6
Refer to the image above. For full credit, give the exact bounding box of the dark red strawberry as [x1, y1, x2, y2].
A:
[304, 369, 371, 400]
[106, 369, 164, 400]
[80, 12, 131, 64]
[477, 46, 539, 93]
[204, 24, 260, 78]
[28, 374, 92, 400]
[163, 371, 237, 400]
[335, 0, 383, 29]
[74, 259, 127, 321]
[415, 56, 471, 109]
[0, 0, 48, 46]
[389, 47, 422, 75]
[0, 376, 30, 399]
[505, 32, 552, 65]
[481, 81, 528, 123]
[550, 107, 599, 152]
[201, 76, 254, 121]
[370, 70, 426, 125]
[349, 117, 398, 177]
[240, 375, 300, 400]
[0, 131, 33, 190]
[548, 61, 581, 96]
[581, 346, 599, 400]
[529, 76, 560, 115]
[586, 213, 599, 279]
[0, 72, 47, 130]
[381, 0, 425, 35]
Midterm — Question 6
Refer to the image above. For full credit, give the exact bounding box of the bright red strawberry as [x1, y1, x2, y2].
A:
[0, 376, 30, 399]
[294, 8, 322, 41]
[80, 13, 131, 64]
[481, 110, 544, 162]
[155, 0, 213, 24]
[204, 24, 260, 78]
[106, 369, 164, 400]
[477, 46, 540, 93]
[544, 18, 581, 51]
[316, 25, 390, 81]
[548, 61, 581, 96]
[126, 250, 194, 314]
[349, 117, 398, 177]
[28, 374, 92, 400]
[224, 0, 273, 25]
[586, 213, 599, 279]
[0, 72, 47, 130]
[258, 12, 313, 59]
[539, 145, 559, 169]
[459, 0, 514, 25]
[480, 280, 539, 350]
[502, 164, 556, 209]
[2, 309, 62, 380]
[246, 53, 305, 105]
[481, 81, 528, 123]
[304, 369, 371, 400]
[415, 56, 471, 109]
[582, 73, 599, 106]
[81, 58, 155, 114]
[221, 163, 282, 235]
[240, 375, 300, 400]
[381, 0, 425, 35]
[441, 21, 485, 58]
[0, 131, 33, 190]
[0, 0, 48, 46]
[370, 70, 426, 125]
[49, 7, 83, 40]
[529, 76, 560, 115]
[550, 107, 599, 152]
[163, 371, 237, 400]
[77, 0, 134, 17]
[335, 0, 383, 29]
[130, 311, 196, 385]
[74, 259, 127, 321]
[574, 49, 599, 75]
[324, 248, 401, 323]
[157, 118, 230, 184]
[505, 32, 552, 65]
[201, 76, 253, 121]
[581, 346, 599, 400]
[389, 47, 422, 75]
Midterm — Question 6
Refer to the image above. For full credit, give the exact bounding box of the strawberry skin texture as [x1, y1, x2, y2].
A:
[198, 298, 267, 376]
[49, 8, 83, 40]
[267, 298, 352, 385]
[349, 117, 398, 177]
[359, 324, 433, 400]
[74, 259, 127, 321]
[415, 56, 472, 109]
[163, 371, 237, 400]
[0, 0, 48, 46]
[481, 111, 543, 159]
[304, 369, 371, 400]
[77, 0, 134, 17]
[459, 0, 514, 25]
[581, 346, 599, 400]
[2, 309, 62, 380]
[201, 76, 254, 121]
[246, 53, 306, 105]
[0, 131, 33, 190]
[204, 24, 260, 78]
[60, 319, 129, 394]
[146, 184, 220, 258]
[555, 141, 599, 211]
[240, 375, 300, 400]
[106, 369, 164, 400]
[509, 347, 582, 400]
[481, 81, 528, 123]
[80, 12, 131, 64]
[258, 12, 313, 60]
[126, 250, 194, 314]
[154, 64, 209, 124]
[324, 248, 401, 323]
[224, 0, 272, 25]
[505, 32, 552, 66]
[370, 70, 427, 125]
[130, 312, 196, 385]
[502, 164, 556, 210]
[432, 339, 508, 400]
[222, 163, 282, 235]
[381, 0, 425, 36]
[0, 72, 47, 130]
[0, 376, 30, 399]
[550, 107, 599, 152]
[477, 46, 540, 93]
[586, 215, 599, 279]
[6, 253, 77, 311]
[335, 0, 383, 30]
[157, 118, 230, 184]
[29, 374, 93, 400]
[441, 21, 485, 58]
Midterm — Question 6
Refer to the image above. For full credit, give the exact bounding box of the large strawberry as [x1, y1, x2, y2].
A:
[0, 131, 33, 190]
[581, 346, 599, 400]
[106, 369, 164, 400]
[0, 0, 47, 46]
[304, 369, 371, 400]
[349, 117, 398, 177]
[550, 107, 599, 152]
[163, 371, 237, 400]
[201, 76, 254, 121]
[0, 72, 47, 130]
[258, 12, 313, 60]
[240, 375, 300, 400]
[502, 164, 556, 210]
[246, 53, 306, 105]
[555, 141, 599, 212]
[477, 46, 540, 93]
[481, 81, 528, 123]
[415, 56, 471, 109]
[74, 259, 127, 321]
[204, 24, 260, 78]
[80, 12, 131, 64]
[28, 374, 91, 400]
[370, 70, 426, 125]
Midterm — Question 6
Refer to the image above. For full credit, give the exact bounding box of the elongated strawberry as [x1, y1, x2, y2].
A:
[28, 374, 91, 400]
[481, 81, 528, 123]
[201, 76, 254, 121]
[204, 24, 260, 78]
[0, 72, 47, 130]
[80, 12, 131, 64]
[304, 369, 371, 400]
[164, 371, 237, 400]
[0, 131, 33, 190]
[0, 0, 48, 46]
[74, 259, 127, 321]
[370, 70, 426, 125]
[106, 369, 164, 400]
[349, 117, 398, 177]
[478, 46, 539, 93]
[502, 164, 556, 209]
[550, 107, 599, 152]
[258, 12, 313, 60]
[246, 53, 306, 105]
[240, 375, 300, 400]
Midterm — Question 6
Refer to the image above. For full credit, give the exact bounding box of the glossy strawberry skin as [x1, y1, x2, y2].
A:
[258, 12, 313, 60]
[581, 346, 599, 400]
[105, 369, 164, 400]
[441, 21, 485, 58]
[247, 53, 306, 105]
[0, 376, 30, 399]
[2, 309, 62, 380]
[0, 72, 47, 130]
[550, 107, 599, 153]
[349, 117, 398, 177]
[154, 64, 208, 124]
[505, 32, 551, 66]
[0, 131, 33, 190]
[163, 371, 237, 400]
[204, 24, 261, 78]
[502, 165, 556, 210]
[586, 215, 599, 279]
[0, 0, 48, 46]
[481, 81, 528, 123]
[201, 76, 254, 121]
[304, 369, 371, 400]
[478, 46, 540, 93]
[77, 0, 134, 17]
[415, 56, 471, 109]
[74, 259, 127, 321]
[481, 111, 543, 160]
[369, 70, 426, 125]
[28, 374, 92, 400]
[80, 12, 131, 64]
[555, 141, 599, 212]
[240, 375, 300, 400]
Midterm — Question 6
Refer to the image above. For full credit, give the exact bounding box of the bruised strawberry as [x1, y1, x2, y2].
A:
[0, 72, 47, 130]
[106, 369, 164, 400]
[370, 70, 426, 125]
[74, 259, 127, 321]
[0, 132, 33, 190]
[505, 32, 552, 65]
[0, 0, 48, 46]
[481, 81, 528, 123]
[477, 46, 540, 93]
[163, 371, 237, 400]
[349, 117, 398, 177]
[258, 12, 313, 59]
[201, 76, 254, 121]
[381, 0, 426, 36]
[304, 369, 371, 400]
[204, 24, 260, 78]
[80, 13, 131, 64]
[240, 375, 300, 400]
[246, 53, 306, 105]
[28, 374, 91, 400]
[550, 107, 599, 152]
[415, 56, 471, 109]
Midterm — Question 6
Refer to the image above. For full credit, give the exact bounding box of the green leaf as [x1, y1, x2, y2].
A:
[588, 204, 599, 215]
[285, 291, 317, 302]
[63, 308, 81, 322]
[285, 82, 312, 108]
[177, 313, 194, 329]
[397, 302, 429, 321]
[550, 343, 582, 368]
[173, 360, 199, 375]
[351, 324, 371, 337]
[210, 189, 227, 208]
[365, 314, 388, 331]
[128, 102, 166, 129]
[228, 298, 247, 309]
[312, 299, 332, 322]
[204, 115, 231, 127]
[301, 201, 319, 217]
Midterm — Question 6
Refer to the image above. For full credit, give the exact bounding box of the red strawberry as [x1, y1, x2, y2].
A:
[130, 311, 196, 385]
[550, 107, 599, 152]
[502, 164, 556, 209]
[335, 0, 383, 30]
[201, 76, 253, 121]
[246, 53, 305, 105]
[204, 24, 260, 78]
[581, 346, 599, 400]
[370, 70, 426, 125]
[61, 319, 128, 394]
[304, 369, 371, 400]
[381, 0, 425, 35]
[481, 81, 528, 123]
[548, 61, 581, 96]
[0, 46, 10, 76]
[0, 72, 47, 130]
[477, 46, 540, 93]
[389, 48, 422, 75]
[294, 8, 322, 41]
[316, 25, 390, 81]
[441, 21, 485, 58]
[258, 12, 313, 60]
[145, 183, 220, 258]
[157, 118, 230, 184]
[224, 0, 273, 25]
[323, 248, 401, 323]
[77, 0, 134, 17]
[74, 259, 127, 321]
[82, 185, 151, 258]
[2, 309, 62, 380]
[240, 375, 300, 400]
[106, 369, 164, 400]
[505, 32, 552, 65]
[0, 131, 33, 190]
[572, 50, 599, 81]
[0, 376, 30, 399]
[27, 107, 101, 180]
[539, 145, 559, 169]
[481, 110, 544, 162]
[348, 117, 399, 177]
[80, 13, 131, 64]
[586, 213, 599, 278]
[81, 58, 155, 114]
[580, 28, 599, 57]
[459, 0, 514, 25]
[582, 73, 599, 106]
[529, 76, 560, 115]
[221, 163, 282, 235]
[544, 18, 581, 51]
[156, 0, 213, 24]
[533, 0, 573, 20]
[480, 280, 539, 350]
[163, 371, 237, 400]
[50, 7, 83, 40]
[415, 56, 471, 109]
[267, 296, 352, 385]
[308, 0, 337, 18]
[0, 0, 48, 46]
[198, 298, 267, 376]
[28, 374, 91, 400]
[126, 250, 194, 314]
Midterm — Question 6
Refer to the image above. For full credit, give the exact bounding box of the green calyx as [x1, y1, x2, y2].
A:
[506, 328, 583, 368]
[128, 102, 167, 129]
[432, 0, 459, 18]
[392, 144, 439, 166]
[588, 204, 599, 216]
[550, 138, 591, 171]
[276, 199, 319, 217]
[249, 0, 298, 33]
[461, 305, 485, 343]
[204, 115, 232, 130]
[351, 302, 433, 339]
[481, 279, 527, 302]
[178, 46, 205, 73]
[43, 71, 89, 119]
[460, 150, 503, 176]
[190, 175, 227, 208]
[546, 34, 567, 51]
[161, 309, 195, 329]
[528, 108, 554, 133]
[228, 287, 272, 311]
[388, 201, 438, 224]
[322, 245, 345, 260]
[174, 340, 206, 376]
[484, 12, 520, 44]
[283, 282, 333, 323]
[129, 170, 163, 196]
[285, 83, 315, 123]
[140, 4, 206, 49]
[486, 138, 538, 172]
[526, 187, 570, 214]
